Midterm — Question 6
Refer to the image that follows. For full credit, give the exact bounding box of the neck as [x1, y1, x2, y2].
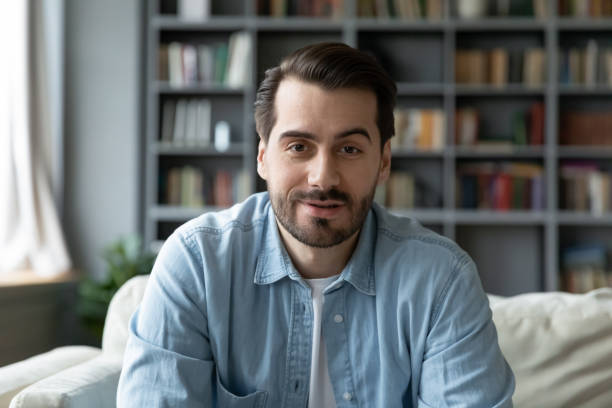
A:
[276, 223, 361, 279]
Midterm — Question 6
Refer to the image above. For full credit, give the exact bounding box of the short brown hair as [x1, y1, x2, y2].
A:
[254, 42, 397, 149]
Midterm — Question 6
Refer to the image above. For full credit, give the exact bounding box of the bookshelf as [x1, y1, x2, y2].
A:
[143, 0, 612, 296]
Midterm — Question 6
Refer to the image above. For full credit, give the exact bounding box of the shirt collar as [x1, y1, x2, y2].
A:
[254, 199, 377, 296]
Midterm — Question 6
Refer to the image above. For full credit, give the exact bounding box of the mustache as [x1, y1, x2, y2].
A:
[291, 188, 350, 203]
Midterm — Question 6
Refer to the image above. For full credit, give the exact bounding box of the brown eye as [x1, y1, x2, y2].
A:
[342, 146, 361, 154]
[289, 144, 306, 152]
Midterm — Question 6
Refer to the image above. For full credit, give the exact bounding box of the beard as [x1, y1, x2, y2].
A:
[269, 184, 376, 248]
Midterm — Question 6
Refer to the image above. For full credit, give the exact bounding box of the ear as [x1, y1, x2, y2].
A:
[256, 139, 268, 181]
[377, 139, 391, 184]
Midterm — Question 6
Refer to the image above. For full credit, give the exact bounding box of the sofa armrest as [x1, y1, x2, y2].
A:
[491, 288, 612, 407]
[102, 275, 149, 358]
[0, 346, 101, 407]
[9, 354, 122, 408]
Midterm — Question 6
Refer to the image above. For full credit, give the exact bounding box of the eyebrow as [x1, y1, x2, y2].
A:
[278, 127, 372, 144]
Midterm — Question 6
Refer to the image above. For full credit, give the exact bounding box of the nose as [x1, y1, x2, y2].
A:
[307, 151, 340, 191]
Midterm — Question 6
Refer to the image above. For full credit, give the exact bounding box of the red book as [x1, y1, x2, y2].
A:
[529, 102, 545, 145]
[495, 173, 513, 211]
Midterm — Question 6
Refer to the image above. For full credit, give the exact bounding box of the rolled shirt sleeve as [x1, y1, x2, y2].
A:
[418, 256, 515, 407]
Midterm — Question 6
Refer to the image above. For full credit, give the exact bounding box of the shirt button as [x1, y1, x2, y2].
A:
[343, 392, 352, 401]
[334, 314, 343, 323]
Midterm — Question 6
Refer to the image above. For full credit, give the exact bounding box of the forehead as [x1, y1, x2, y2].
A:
[271, 77, 379, 142]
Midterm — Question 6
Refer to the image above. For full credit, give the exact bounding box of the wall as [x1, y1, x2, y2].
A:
[64, 0, 142, 280]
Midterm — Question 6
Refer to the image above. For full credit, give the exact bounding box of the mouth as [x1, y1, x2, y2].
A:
[303, 200, 344, 208]
[300, 200, 346, 218]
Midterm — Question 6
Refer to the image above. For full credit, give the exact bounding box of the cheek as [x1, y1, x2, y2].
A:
[267, 161, 303, 191]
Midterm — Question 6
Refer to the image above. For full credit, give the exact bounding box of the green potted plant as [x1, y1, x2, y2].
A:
[77, 234, 156, 343]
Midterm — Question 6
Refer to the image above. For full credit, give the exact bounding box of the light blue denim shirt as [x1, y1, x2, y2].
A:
[117, 192, 514, 407]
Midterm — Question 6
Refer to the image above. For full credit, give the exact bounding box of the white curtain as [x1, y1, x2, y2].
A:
[0, 0, 71, 277]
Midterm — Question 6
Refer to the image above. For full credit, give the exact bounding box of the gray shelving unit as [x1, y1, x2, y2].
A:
[143, 0, 612, 296]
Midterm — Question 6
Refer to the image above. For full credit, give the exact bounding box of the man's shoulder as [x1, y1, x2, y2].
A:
[372, 203, 470, 267]
[174, 192, 270, 244]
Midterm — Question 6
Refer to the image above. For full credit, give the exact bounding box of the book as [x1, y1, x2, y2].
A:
[457, 161, 544, 210]
[195, 99, 212, 146]
[167, 168, 182, 205]
[523, 48, 546, 87]
[426, 0, 443, 19]
[455, 108, 479, 146]
[233, 170, 251, 203]
[489, 48, 509, 87]
[158, 44, 169, 81]
[585, 39, 599, 86]
[160, 99, 176, 143]
[455, 50, 487, 84]
[168, 42, 184, 87]
[562, 244, 608, 293]
[533, 0, 547, 18]
[184, 99, 199, 146]
[393, 108, 444, 150]
[387, 172, 415, 208]
[528, 102, 545, 146]
[561, 161, 612, 213]
[226, 32, 252, 88]
[214, 43, 229, 84]
[198, 45, 215, 84]
[182, 44, 198, 85]
[172, 99, 188, 144]
[214, 171, 234, 207]
[271, 0, 287, 16]
[560, 110, 612, 145]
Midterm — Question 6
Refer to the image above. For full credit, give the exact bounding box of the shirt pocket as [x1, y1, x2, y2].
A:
[216, 374, 268, 408]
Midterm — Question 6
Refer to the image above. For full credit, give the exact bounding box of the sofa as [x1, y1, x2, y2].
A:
[2, 275, 612, 407]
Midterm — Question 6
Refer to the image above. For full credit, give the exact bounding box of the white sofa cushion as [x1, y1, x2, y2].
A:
[0, 346, 100, 407]
[102, 275, 148, 358]
[9, 354, 122, 408]
[490, 288, 612, 408]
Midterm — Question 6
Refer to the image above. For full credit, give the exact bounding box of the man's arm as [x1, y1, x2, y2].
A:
[117, 231, 214, 407]
[418, 256, 515, 407]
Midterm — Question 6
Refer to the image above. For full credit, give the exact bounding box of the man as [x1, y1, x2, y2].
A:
[118, 42, 514, 407]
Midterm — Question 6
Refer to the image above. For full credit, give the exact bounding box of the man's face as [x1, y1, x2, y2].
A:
[257, 77, 391, 248]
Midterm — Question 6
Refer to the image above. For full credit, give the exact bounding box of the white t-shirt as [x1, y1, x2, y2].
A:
[305, 275, 339, 408]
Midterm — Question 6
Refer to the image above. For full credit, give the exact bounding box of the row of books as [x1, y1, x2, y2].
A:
[561, 244, 612, 294]
[160, 167, 249, 208]
[456, 162, 545, 210]
[559, 41, 612, 86]
[560, 162, 612, 214]
[257, 0, 343, 17]
[455, 103, 544, 147]
[161, 98, 213, 146]
[559, 110, 612, 145]
[392, 108, 445, 151]
[455, 48, 546, 86]
[158, 31, 251, 88]
[375, 171, 440, 208]
[558, 0, 612, 16]
[358, 0, 442, 19]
